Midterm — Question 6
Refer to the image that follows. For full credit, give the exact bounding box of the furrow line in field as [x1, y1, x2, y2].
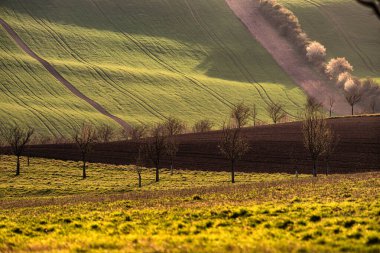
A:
[0, 17, 131, 131]
[0, 33, 78, 135]
[12, 0, 140, 126]
[0, 61, 57, 136]
[0, 41, 62, 136]
[26, 6, 168, 122]
[282, 88, 302, 110]
[92, 0, 234, 109]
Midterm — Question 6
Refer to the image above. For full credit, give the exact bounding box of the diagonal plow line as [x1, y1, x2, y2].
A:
[0, 17, 131, 131]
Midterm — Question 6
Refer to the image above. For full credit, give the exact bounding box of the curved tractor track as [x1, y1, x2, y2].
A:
[226, 0, 352, 115]
[0, 17, 131, 131]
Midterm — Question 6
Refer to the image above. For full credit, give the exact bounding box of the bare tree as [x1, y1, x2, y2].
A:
[322, 128, 339, 176]
[369, 97, 377, 114]
[231, 102, 251, 128]
[219, 123, 250, 183]
[72, 123, 98, 179]
[306, 96, 323, 113]
[97, 124, 115, 143]
[344, 78, 363, 115]
[193, 119, 213, 133]
[302, 110, 331, 177]
[164, 117, 185, 136]
[163, 117, 185, 175]
[130, 125, 148, 141]
[252, 104, 258, 126]
[135, 144, 145, 188]
[328, 96, 335, 117]
[143, 124, 167, 182]
[266, 102, 286, 124]
[1, 125, 34, 176]
[131, 126, 147, 188]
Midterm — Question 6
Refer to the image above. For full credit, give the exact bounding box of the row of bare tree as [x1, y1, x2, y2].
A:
[0, 99, 338, 183]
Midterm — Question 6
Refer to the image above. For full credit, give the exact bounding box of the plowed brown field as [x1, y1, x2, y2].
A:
[14, 115, 379, 174]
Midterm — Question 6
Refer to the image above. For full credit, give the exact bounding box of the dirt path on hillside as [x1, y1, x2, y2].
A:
[0, 18, 131, 130]
[226, 0, 351, 115]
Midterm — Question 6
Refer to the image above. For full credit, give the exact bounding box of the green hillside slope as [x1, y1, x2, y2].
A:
[0, 0, 306, 137]
[0, 26, 120, 138]
[279, 0, 380, 82]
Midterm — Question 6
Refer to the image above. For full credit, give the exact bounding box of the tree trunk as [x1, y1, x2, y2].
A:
[351, 105, 354, 115]
[16, 156, 20, 176]
[156, 166, 159, 182]
[138, 173, 142, 188]
[329, 108, 332, 117]
[27, 156, 30, 167]
[82, 160, 87, 179]
[312, 160, 317, 177]
[231, 160, 235, 183]
[170, 157, 174, 175]
[325, 161, 329, 176]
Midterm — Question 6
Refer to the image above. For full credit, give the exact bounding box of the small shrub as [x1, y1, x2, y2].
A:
[12, 228, 22, 234]
[192, 195, 202, 201]
[230, 209, 250, 219]
[90, 224, 100, 230]
[347, 232, 362, 239]
[309, 215, 321, 222]
[298, 220, 307, 226]
[205, 221, 213, 228]
[44, 227, 55, 233]
[366, 236, 380, 245]
[291, 197, 301, 203]
[34, 227, 43, 232]
[302, 234, 313, 241]
[344, 220, 356, 228]
[63, 218, 72, 224]
[277, 220, 294, 230]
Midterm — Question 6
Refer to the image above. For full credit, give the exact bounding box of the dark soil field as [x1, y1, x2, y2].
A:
[11, 115, 380, 174]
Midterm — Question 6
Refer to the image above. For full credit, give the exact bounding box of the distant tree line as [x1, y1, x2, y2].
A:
[259, 0, 380, 115]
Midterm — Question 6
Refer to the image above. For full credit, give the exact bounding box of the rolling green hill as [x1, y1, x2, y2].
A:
[278, 0, 380, 82]
[0, 0, 306, 138]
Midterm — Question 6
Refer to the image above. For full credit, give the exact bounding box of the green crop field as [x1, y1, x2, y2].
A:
[0, 0, 307, 138]
[278, 0, 380, 83]
[0, 156, 379, 252]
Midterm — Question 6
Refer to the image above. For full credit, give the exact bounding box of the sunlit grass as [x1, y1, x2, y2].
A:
[0, 156, 379, 252]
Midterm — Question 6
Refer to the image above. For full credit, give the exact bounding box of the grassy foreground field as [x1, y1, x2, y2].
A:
[0, 0, 306, 138]
[278, 0, 380, 83]
[0, 156, 379, 252]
